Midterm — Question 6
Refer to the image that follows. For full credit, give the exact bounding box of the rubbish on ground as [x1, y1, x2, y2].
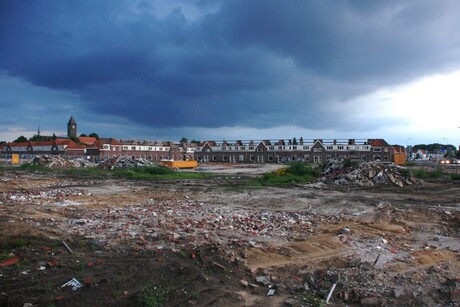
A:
[0, 257, 19, 267]
[324, 283, 337, 304]
[373, 254, 381, 266]
[62, 241, 73, 254]
[61, 278, 83, 291]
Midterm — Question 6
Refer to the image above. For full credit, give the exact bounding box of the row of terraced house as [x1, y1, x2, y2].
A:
[194, 138, 394, 163]
[1, 137, 395, 164]
[1, 116, 398, 164]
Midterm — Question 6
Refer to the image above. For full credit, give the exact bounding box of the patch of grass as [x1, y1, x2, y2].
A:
[404, 161, 417, 166]
[399, 168, 411, 178]
[301, 291, 326, 307]
[0, 252, 12, 261]
[412, 167, 444, 179]
[257, 162, 320, 186]
[17, 162, 210, 181]
[19, 163, 53, 172]
[137, 284, 170, 307]
[112, 166, 210, 180]
[451, 173, 460, 180]
[12, 238, 29, 248]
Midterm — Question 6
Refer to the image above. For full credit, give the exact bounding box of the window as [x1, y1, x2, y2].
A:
[223, 155, 227, 161]
[293, 146, 297, 150]
[241, 146, 246, 150]
[249, 146, 254, 150]
[327, 146, 333, 150]
[303, 146, 310, 150]
[373, 148, 381, 152]
[269, 146, 274, 150]
[239, 155, 244, 162]
[213, 156, 217, 161]
[268, 155, 273, 161]
[131, 146, 136, 150]
[250, 155, 254, 161]
[338, 146, 344, 150]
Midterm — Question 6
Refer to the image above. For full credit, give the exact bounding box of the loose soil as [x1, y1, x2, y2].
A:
[0, 165, 459, 306]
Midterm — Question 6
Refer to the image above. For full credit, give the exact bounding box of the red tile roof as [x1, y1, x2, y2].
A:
[66, 141, 85, 149]
[368, 139, 390, 147]
[78, 136, 97, 145]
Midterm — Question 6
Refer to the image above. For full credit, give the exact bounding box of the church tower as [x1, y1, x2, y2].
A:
[67, 115, 77, 138]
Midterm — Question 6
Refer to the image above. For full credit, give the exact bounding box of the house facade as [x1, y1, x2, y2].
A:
[195, 138, 393, 164]
[97, 139, 197, 162]
[0, 139, 86, 159]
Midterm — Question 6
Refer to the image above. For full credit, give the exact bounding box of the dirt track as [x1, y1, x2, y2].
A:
[0, 166, 459, 306]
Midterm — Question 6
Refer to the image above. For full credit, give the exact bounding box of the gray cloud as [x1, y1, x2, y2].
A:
[1, 0, 460, 135]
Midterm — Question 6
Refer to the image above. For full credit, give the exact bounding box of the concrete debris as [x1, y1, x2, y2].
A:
[98, 156, 164, 170]
[31, 155, 95, 169]
[361, 296, 378, 305]
[284, 298, 300, 306]
[320, 159, 420, 187]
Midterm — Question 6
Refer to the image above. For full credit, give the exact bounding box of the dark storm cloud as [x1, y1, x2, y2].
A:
[1, 0, 460, 131]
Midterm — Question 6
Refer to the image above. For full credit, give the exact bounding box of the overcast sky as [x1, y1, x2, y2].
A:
[1, 0, 460, 146]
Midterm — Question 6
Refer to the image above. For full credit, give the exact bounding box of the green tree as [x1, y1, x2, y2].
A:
[29, 134, 45, 141]
[179, 137, 188, 144]
[88, 133, 99, 139]
[79, 133, 88, 137]
[190, 139, 200, 144]
[292, 137, 298, 145]
[13, 135, 28, 143]
[52, 133, 57, 141]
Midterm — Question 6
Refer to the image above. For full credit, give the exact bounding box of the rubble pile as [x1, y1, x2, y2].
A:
[63, 201, 338, 250]
[31, 155, 95, 169]
[320, 159, 419, 187]
[5, 189, 339, 250]
[275, 258, 459, 306]
[98, 156, 163, 170]
[2, 187, 88, 204]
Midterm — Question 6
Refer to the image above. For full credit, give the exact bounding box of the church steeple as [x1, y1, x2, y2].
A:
[67, 115, 77, 138]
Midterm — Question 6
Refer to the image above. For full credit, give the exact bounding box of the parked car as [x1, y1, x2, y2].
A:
[450, 158, 459, 164]
[440, 159, 450, 164]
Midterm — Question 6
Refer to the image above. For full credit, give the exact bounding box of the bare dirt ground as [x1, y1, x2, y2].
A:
[0, 164, 459, 306]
